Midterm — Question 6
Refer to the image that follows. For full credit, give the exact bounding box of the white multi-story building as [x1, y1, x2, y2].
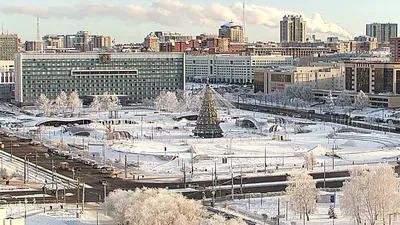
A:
[185, 55, 294, 84]
[294, 66, 345, 90]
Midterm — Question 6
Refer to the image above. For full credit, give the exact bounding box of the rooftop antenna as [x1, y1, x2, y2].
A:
[243, 0, 246, 42]
[1, 23, 3, 35]
[36, 16, 40, 42]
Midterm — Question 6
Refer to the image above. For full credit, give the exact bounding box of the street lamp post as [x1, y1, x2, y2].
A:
[24, 153, 32, 184]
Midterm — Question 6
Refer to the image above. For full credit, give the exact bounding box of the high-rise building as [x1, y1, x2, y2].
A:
[24, 41, 43, 52]
[390, 37, 400, 62]
[366, 23, 398, 43]
[0, 34, 18, 60]
[218, 22, 244, 43]
[42, 31, 112, 51]
[14, 52, 185, 104]
[280, 15, 306, 43]
[344, 61, 400, 94]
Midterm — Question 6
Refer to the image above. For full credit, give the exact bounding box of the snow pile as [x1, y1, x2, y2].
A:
[308, 145, 327, 156]
[342, 139, 357, 147]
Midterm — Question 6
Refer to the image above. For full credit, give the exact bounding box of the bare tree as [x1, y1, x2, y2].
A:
[286, 171, 319, 221]
[155, 91, 179, 112]
[341, 165, 400, 225]
[109, 94, 122, 118]
[90, 96, 101, 115]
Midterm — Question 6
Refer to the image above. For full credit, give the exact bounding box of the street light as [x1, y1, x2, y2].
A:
[24, 153, 33, 184]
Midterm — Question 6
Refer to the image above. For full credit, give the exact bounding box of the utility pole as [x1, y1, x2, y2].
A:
[277, 198, 280, 225]
[231, 170, 234, 200]
[240, 163, 243, 194]
[124, 154, 127, 178]
[323, 161, 326, 188]
[264, 148, 267, 173]
[183, 163, 186, 188]
[77, 178, 80, 205]
[82, 183, 85, 212]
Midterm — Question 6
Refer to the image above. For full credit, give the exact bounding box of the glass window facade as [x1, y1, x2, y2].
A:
[374, 68, 393, 93]
[356, 68, 370, 93]
[18, 53, 185, 103]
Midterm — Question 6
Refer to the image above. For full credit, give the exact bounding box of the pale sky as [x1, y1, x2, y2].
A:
[0, 0, 397, 43]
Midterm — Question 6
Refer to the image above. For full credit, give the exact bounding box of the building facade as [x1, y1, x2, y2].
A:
[390, 37, 400, 62]
[247, 46, 330, 58]
[185, 55, 293, 84]
[344, 61, 400, 95]
[366, 23, 398, 43]
[14, 53, 185, 104]
[0, 34, 18, 60]
[254, 69, 293, 94]
[143, 32, 160, 52]
[280, 15, 306, 43]
[24, 41, 43, 52]
[294, 66, 345, 90]
[218, 22, 244, 43]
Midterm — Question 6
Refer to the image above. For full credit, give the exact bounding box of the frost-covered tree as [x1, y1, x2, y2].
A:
[109, 94, 122, 119]
[352, 90, 369, 110]
[100, 92, 112, 112]
[155, 91, 179, 112]
[177, 91, 202, 112]
[286, 171, 319, 221]
[336, 90, 352, 108]
[341, 165, 400, 225]
[105, 188, 245, 225]
[54, 91, 68, 115]
[283, 84, 312, 102]
[90, 96, 101, 113]
[36, 93, 50, 116]
[303, 152, 317, 170]
[67, 91, 82, 116]
[325, 91, 335, 113]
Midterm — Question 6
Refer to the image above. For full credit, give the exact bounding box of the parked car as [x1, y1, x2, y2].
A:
[12, 144, 19, 147]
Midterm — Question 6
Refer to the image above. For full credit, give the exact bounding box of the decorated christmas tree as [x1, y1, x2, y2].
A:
[193, 85, 223, 138]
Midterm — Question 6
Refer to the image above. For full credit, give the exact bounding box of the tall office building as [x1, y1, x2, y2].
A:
[0, 34, 18, 60]
[280, 15, 306, 43]
[218, 22, 244, 43]
[14, 52, 185, 104]
[366, 23, 398, 43]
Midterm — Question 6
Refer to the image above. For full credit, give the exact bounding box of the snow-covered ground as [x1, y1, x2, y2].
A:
[2, 102, 400, 182]
[221, 192, 400, 225]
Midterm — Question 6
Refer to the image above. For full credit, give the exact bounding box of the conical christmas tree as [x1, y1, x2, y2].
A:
[193, 85, 223, 138]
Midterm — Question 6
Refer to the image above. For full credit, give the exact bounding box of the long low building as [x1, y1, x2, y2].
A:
[14, 52, 185, 105]
[185, 54, 293, 84]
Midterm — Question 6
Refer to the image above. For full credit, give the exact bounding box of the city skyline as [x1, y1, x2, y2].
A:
[0, 0, 399, 43]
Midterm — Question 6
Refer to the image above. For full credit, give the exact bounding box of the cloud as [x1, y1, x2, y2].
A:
[0, 0, 353, 39]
